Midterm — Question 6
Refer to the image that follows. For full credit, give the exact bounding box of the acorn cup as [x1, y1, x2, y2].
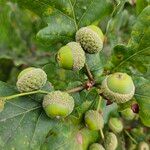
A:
[108, 117, 123, 133]
[76, 25, 104, 54]
[104, 132, 118, 150]
[138, 142, 149, 150]
[42, 91, 74, 118]
[16, 67, 47, 92]
[89, 143, 105, 150]
[84, 110, 104, 139]
[57, 42, 85, 70]
[101, 72, 135, 103]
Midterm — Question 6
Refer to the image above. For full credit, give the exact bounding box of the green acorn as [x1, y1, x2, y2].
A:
[57, 42, 85, 70]
[138, 142, 149, 150]
[76, 25, 104, 54]
[42, 91, 74, 118]
[104, 132, 118, 150]
[16, 67, 47, 92]
[84, 110, 104, 130]
[101, 72, 135, 103]
[108, 117, 123, 133]
[121, 108, 136, 120]
[89, 143, 105, 150]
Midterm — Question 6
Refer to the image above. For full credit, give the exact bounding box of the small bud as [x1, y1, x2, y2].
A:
[131, 103, 139, 113]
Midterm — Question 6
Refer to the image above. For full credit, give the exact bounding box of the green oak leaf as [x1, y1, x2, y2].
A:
[41, 124, 99, 150]
[135, 81, 150, 127]
[0, 81, 100, 149]
[110, 6, 150, 77]
[136, 0, 149, 15]
[0, 81, 57, 150]
[17, 0, 113, 45]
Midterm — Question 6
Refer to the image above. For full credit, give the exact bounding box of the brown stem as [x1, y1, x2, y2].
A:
[131, 0, 136, 5]
[65, 64, 96, 94]
[84, 63, 94, 81]
[66, 86, 85, 94]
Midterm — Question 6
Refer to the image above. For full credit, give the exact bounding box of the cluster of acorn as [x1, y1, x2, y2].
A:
[89, 114, 150, 150]
[16, 67, 74, 118]
[16, 25, 107, 118]
[14, 25, 144, 150]
[56, 25, 135, 104]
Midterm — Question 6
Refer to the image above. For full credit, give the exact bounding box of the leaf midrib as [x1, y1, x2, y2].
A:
[112, 46, 150, 71]
[0, 105, 41, 122]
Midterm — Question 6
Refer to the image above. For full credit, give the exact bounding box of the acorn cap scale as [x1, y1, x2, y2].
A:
[17, 67, 47, 92]
[57, 42, 85, 70]
[76, 25, 104, 54]
[101, 73, 135, 103]
[84, 110, 104, 130]
[43, 91, 74, 118]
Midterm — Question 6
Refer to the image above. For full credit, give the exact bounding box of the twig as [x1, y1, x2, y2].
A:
[65, 86, 85, 94]
[97, 96, 102, 111]
[2, 90, 50, 101]
[84, 63, 94, 81]
[100, 129, 104, 140]
[124, 130, 138, 144]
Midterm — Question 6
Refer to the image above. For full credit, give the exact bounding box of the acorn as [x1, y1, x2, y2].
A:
[101, 73, 135, 103]
[16, 67, 47, 92]
[121, 108, 136, 120]
[57, 42, 85, 70]
[104, 132, 118, 150]
[108, 117, 123, 133]
[89, 143, 105, 150]
[76, 25, 104, 53]
[42, 91, 74, 118]
[84, 110, 104, 130]
[138, 142, 149, 150]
